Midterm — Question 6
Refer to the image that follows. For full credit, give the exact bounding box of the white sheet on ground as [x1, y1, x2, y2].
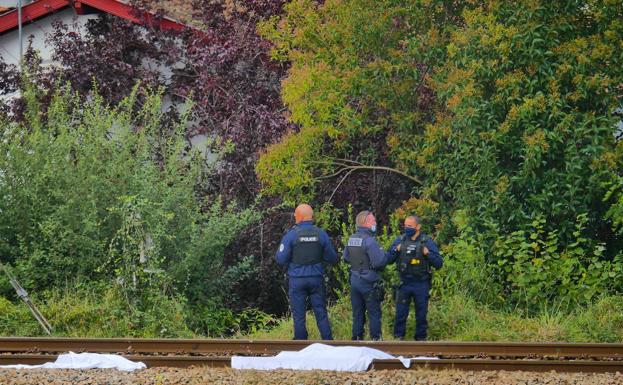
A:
[232, 343, 431, 371]
[0, 352, 146, 372]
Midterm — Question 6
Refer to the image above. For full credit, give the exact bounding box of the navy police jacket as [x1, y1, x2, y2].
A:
[276, 221, 337, 277]
[387, 232, 443, 283]
[343, 227, 387, 283]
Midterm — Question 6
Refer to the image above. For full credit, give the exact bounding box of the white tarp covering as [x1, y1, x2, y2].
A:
[0, 352, 146, 372]
[232, 343, 418, 372]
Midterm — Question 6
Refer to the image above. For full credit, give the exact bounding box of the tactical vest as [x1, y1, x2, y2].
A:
[398, 234, 430, 279]
[347, 232, 371, 272]
[291, 226, 323, 265]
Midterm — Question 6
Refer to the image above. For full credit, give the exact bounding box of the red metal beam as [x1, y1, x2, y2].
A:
[0, 0, 186, 35]
[76, 0, 185, 31]
[0, 0, 70, 34]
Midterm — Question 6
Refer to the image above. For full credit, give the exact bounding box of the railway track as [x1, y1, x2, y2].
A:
[2, 338, 623, 372]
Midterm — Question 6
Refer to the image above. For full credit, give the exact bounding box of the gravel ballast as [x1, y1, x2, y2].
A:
[2, 367, 623, 385]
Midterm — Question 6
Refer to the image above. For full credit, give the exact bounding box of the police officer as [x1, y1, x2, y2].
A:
[276, 203, 336, 340]
[387, 215, 443, 341]
[344, 210, 387, 340]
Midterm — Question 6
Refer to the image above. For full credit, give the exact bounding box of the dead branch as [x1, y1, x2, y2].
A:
[311, 157, 422, 202]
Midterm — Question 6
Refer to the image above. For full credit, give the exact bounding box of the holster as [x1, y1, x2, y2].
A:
[372, 280, 386, 301]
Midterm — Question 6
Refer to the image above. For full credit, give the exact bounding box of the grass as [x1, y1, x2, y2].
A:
[0, 286, 194, 338]
[3, 285, 623, 342]
[249, 293, 623, 342]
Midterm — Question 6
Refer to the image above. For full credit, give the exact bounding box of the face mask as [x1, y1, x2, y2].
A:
[370, 224, 377, 233]
[405, 227, 416, 237]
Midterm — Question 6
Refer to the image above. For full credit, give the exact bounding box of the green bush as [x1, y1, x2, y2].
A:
[493, 214, 623, 308]
[605, 176, 623, 236]
[0, 80, 260, 333]
[434, 220, 503, 306]
[437, 211, 623, 311]
[184, 301, 276, 337]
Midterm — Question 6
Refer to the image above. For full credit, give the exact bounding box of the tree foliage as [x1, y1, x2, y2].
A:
[424, 0, 623, 245]
[259, 0, 623, 307]
[256, 0, 486, 217]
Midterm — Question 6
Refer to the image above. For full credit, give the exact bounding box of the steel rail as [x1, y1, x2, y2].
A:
[3, 354, 623, 373]
[0, 354, 230, 368]
[1, 338, 623, 358]
[372, 358, 623, 373]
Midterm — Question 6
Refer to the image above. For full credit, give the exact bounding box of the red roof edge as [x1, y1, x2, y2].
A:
[78, 0, 185, 31]
[0, 0, 70, 34]
[0, 0, 186, 35]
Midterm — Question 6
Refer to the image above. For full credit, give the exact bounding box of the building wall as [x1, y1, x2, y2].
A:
[0, 6, 97, 66]
[0, 0, 34, 8]
[0, 3, 211, 154]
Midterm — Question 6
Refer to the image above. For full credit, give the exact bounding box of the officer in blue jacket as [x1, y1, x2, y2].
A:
[343, 210, 387, 340]
[387, 215, 443, 341]
[276, 204, 337, 340]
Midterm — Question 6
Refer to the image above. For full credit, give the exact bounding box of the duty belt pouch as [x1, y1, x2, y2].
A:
[391, 284, 399, 303]
[412, 271, 429, 281]
[372, 281, 385, 301]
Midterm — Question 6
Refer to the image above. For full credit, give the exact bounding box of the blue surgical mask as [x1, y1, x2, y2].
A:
[405, 227, 416, 237]
[370, 224, 377, 233]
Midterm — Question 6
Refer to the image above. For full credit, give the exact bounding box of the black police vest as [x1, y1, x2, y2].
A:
[398, 234, 430, 279]
[291, 226, 323, 265]
[346, 232, 371, 272]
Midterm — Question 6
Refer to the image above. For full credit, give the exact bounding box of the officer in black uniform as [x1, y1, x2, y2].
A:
[343, 210, 387, 340]
[276, 204, 337, 340]
[387, 215, 442, 340]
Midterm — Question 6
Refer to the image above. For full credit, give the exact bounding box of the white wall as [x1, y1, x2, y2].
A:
[0, 6, 97, 66]
[0, 5, 214, 156]
[0, 0, 34, 7]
